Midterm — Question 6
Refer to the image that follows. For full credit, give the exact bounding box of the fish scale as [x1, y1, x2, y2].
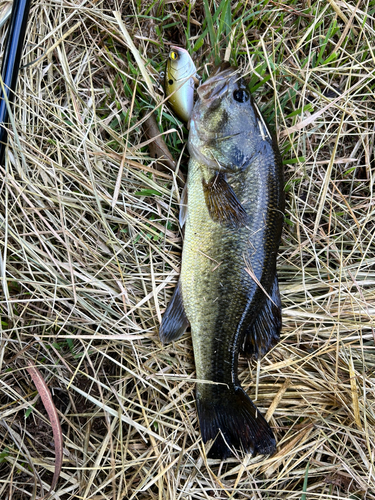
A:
[160, 66, 284, 458]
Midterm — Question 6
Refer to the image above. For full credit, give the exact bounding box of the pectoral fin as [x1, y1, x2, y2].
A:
[202, 172, 248, 227]
[240, 275, 281, 359]
[159, 280, 189, 343]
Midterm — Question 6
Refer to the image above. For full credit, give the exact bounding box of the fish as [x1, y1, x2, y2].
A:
[164, 46, 196, 122]
[159, 65, 284, 459]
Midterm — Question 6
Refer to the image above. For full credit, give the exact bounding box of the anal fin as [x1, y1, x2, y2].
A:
[202, 172, 248, 228]
[159, 280, 189, 343]
[241, 275, 281, 359]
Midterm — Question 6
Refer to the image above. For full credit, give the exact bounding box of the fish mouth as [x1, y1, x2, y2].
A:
[197, 64, 237, 102]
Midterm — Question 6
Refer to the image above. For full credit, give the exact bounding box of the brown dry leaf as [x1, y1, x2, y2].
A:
[142, 112, 176, 170]
[26, 360, 63, 496]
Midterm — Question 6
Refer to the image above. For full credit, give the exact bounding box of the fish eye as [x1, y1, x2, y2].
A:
[170, 51, 179, 60]
[233, 89, 250, 103]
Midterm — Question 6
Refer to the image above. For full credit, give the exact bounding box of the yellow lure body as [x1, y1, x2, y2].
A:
[165, 46, 196, 122]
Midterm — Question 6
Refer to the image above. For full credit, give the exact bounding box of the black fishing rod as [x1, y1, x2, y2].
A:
[0, 0, 32, 166]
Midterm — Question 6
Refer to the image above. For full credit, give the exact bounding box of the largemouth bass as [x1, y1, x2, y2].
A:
[160, 66, 284, 458]
[165, 46, 196, 122]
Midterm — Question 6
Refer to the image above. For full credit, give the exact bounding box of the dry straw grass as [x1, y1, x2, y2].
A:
[0, 0, 374, 498]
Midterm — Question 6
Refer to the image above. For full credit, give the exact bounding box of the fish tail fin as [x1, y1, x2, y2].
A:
[196, 384, 275, 459]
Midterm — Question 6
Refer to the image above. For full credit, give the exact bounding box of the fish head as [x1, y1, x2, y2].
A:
[188, 66, 267, 171]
